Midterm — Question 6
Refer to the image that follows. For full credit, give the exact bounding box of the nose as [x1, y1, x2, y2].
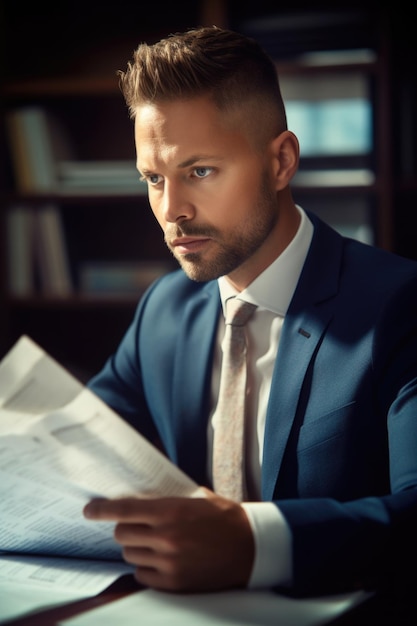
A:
[161, 179, 195, 223]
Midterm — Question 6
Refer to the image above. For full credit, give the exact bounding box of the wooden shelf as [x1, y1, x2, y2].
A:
[2, 76, 121, 98]
[1, 192, 147, 205]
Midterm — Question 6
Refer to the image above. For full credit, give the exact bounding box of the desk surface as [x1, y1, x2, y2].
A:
[1, 576, 139, 626]
[2, 576, 416, 626]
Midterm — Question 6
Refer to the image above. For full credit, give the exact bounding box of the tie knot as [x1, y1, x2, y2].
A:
[225, 299, 257, 327]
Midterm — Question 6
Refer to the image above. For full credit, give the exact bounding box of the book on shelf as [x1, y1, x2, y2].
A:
[35, 204, 74, 296]
[57, 160, 147, 192]
[6, 107, 58, 193]
[293, 169, 375, 188]
[5, 106, 147, 195]
[6, 204, 74, 296]
[5, 206, 36, 296]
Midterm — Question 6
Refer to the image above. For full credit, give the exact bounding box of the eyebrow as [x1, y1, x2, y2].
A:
[138, 154, 223, 176]
[177, 154, 223, 168]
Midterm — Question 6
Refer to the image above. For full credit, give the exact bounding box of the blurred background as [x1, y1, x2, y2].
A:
[0, 0, 416, 378]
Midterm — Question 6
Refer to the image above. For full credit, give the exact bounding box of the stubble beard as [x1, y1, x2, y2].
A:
[165, 175, 278, 282]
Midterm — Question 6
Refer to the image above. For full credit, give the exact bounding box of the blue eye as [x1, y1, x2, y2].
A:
[139, 173, 161, 185]
[194, 167, 212, 178]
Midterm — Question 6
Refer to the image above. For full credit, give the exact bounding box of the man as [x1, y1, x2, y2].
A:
[83, 26, 417, 597]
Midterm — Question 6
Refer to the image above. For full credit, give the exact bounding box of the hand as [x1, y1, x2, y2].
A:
[83, 488, 254, 592]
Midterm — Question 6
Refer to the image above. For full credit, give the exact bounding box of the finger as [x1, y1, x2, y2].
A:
[133, 566, 182, 591]
[128, 556, 190, 592]
[114, 521, 181, 557]
[122, 546, 164, 568]
[83, 497, 155, 522]
[114, 523, 153, 546]
[83, 498, 121, 521]
[83, 495, 196, 524]
[120, 546, 185, 590]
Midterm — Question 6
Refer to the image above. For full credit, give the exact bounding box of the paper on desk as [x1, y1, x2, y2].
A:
[0, 553, 133, 624]
[0, 335, 199, 559]
[59, 588, 373, 626]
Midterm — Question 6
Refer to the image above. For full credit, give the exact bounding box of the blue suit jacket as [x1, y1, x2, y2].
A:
[88, 212, 417, 595]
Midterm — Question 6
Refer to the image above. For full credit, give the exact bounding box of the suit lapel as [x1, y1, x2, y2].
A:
[262, 216, 344, 500]
[171, 281, 221, 483]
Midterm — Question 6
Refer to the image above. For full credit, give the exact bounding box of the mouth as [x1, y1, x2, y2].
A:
[170, 236, 212, 255]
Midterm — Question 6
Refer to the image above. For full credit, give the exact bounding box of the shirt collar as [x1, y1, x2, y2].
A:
[218, 206, 313, 316]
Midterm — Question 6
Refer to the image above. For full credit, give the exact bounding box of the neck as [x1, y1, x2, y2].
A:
[226, 198, 301, 292]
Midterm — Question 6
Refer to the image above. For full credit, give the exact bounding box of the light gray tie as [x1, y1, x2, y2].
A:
[212, 298, 257, 502]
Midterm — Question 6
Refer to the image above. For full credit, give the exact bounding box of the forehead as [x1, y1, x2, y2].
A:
[134, 97, 232, 142]
[134, 97, 254, 167]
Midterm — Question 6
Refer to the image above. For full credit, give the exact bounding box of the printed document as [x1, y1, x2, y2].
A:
[0, 335, 199, 559]
[0, 335, 199, 622]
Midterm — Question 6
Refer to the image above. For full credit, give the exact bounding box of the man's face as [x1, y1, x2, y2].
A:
[134, 96, 280, 287]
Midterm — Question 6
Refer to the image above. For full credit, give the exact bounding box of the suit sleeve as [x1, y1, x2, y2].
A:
[87, 286, 160, 444]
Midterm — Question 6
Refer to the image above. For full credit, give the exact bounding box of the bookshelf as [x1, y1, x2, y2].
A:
[1, 1, 416, 379]
[0, 76, 176, 378]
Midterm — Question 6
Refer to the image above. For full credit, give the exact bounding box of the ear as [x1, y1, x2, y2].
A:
[270, 130, 299, 190]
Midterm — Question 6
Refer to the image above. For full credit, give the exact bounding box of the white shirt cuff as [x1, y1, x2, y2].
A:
[241, 502, 293, 589]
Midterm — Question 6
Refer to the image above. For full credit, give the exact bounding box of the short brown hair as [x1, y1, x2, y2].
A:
[119, 26, 287, 139]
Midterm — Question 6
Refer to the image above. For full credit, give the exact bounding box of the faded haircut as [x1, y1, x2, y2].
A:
[118, 26, 288, 141]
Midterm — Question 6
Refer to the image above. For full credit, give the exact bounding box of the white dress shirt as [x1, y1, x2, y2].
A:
[208, 206, 313, 588]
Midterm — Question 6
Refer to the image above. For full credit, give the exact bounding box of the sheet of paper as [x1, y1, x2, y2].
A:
[59, 588, 373, 626]
[0, 554, 133, 624]
[0, 336, 82, 417]
[0, 336, 200, 559]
